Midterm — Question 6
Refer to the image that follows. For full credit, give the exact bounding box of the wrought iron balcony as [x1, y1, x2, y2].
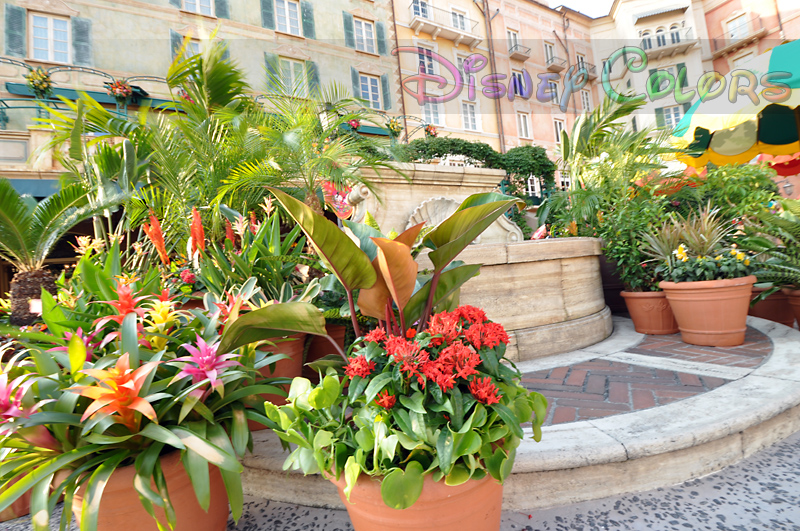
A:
[509, 43, 531, 61]
[577, 61, 597, 79]
[546, 56, 567, 73]
[409, 1, 482, 50]
[639, 27, 697, 60]
[711, 14, 767, 58]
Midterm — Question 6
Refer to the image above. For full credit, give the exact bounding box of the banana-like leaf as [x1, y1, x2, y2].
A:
[218, 302, 325, 354]
[394, 222, 426, 247]
[268, 187, 375, 292]
[373, 238, 417, 315]
[356, 257, 391, 320]
[343, 220, 384, 261]
[403, 264, 482, 325]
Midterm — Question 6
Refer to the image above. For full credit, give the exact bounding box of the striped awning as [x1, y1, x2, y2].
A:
[633, 5, 689, 22]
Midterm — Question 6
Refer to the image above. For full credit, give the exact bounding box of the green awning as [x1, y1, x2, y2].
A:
[10, 179, 60, 197]
[5, 82, 173, 108]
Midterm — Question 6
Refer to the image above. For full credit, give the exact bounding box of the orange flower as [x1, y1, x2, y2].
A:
[143, 213, 169, 266]
[72, 353, 160, 431]
[93, 282, 149, 329]
[190, 207, 205, 253]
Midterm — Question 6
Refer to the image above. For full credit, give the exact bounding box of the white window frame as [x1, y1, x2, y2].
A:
[511, 69, 524, 96]
[663, 105, 683, 128]
[580, 89, 591, 111]
[275, 0, 301, 36]
[548, 81, 559, 104]
[280, 57, 307, 95]
[359, 73, 382, 110]
[183, 0, 213, 16]
[517, 112, 530, 139]
[554, 119, 565, 144]
[727, 14, 748, 41]
[187, 39, 202, 57]
[417, 46, 435, 75]
[526, 175, 541, 196]
[354, 18, 376, 54]
[461, 101, 478, 131]
[576, 53, 586, 69]
[558, 170, 571, 190]
[412, 0, 430, 19]
[29, 13, 70, 64]
[544, 42, 555, 62]
[507, 29, 519, 49]
[421, 101, 441, 126]
[641, 31, 652, 50]
[670, 24, 681, 44]
[451, 9, 468, 31]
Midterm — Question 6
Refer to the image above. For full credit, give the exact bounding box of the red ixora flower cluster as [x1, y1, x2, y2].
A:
[344, 355, 376, 379]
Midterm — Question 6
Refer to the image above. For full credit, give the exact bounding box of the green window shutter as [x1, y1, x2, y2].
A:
[306, 61, 320, 95]
[343, 12, 355, 49]
[301, 1, 315, 39]
[72, 18, 92, 66]
[647, 68, 657, 93]
[351, 67, 361, 98]
[381, 73, 391, 110]
[215, 0, 229, 19]
[4, 5, 26, 58]
[376, 21, 388, 56]
[683, 101, 692, 114]
[265, 52, 279, 92]
[170, 29, 183, 59]
[677, 62, 687, 88]
[655, 107, 665, 128]
[169, 0, 181, 8]
[261, 0, 275, 29]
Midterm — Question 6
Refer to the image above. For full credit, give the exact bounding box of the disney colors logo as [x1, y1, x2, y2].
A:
[394, 45, 792, 112]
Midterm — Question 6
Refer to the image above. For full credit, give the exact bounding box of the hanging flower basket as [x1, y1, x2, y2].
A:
[424, 124, 438, 138]
[387, 118, 403, 138]
[107, 79, 133, 104]
[24, 68, 52, 100]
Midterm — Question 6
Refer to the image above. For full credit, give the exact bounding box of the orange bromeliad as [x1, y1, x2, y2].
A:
[93, 282, 149, 329]
[143, 213, 170, 266]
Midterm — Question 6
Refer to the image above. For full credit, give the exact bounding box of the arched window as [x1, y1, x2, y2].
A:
[656, 28, 666, 47]
[670, 24, 681, 44]
[642, 31, 652, 50]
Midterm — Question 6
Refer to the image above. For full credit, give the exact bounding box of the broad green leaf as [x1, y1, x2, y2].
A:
[170, 428, 243, 473]
[393, 409, 417, 440]
[398, 392, 426, 415]
[444, 463, 471, 486]
[40, 289, 68, 337]
[79, 451, 129, 531]
[219, 302, 325, 354]
[453, 430, 482, 458]
[139, 423, 186, 450]
[380, 434, 399, 462]
[207, 423, 244, 523]
[29, 473, 54, 531]
[380, 461, 424, 509]
[363, 373, 393, 405]
[453, 192, 524, 214]
[67, 333, 87, 379]
[308, 375, 340, 409]
[121, 312, 139, 367]
[403, 264, 482, 325]
[436, 428, 454, 475]
[230, 403, 248, 456]
[490, 404, 525, 440]
[182, 448, 211, 511]
[268, 187, 376, 291]
[343, 456, 360, 501]
[343, 220, 384, 261]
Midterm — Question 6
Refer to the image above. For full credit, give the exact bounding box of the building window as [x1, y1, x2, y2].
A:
[544, 42, 555, 62]
[641, 31, 651, 50]
[412, 0, 429, 18]
[418, 47, 435, 75]
[576, 53, 586, 69]
[451, 9, 467, 31]
[462, 102, 477, 131]
[422, 101, 441, 125]
[30, 14, 70, 63]
[354, 18, 376, 54]
[733, 53, 754, 67]
[276, 0, 301, 36]
[280, 57, 307, 95]
[727, 14, 748, 41]
[662, 105, 682, 128]
[548, 81, 559, 104]
[580, 90, 591, 111]
[558, 171, 571, 190]
[359, 74, 381, 109]
[187, 40, 202, 57]
[554, 119, 565, 144]
[183, 0, 212, 16]
[511, 70, 524, 95]
[526, 175, 541, 196]
[656, 28, 666, 47]
[670, 24, 681, 44]
[517, 112, 530, 139]
[507, 29, 519, 50]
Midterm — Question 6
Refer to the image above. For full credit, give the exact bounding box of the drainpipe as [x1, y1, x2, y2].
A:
[773, 0, 785, 40]
[481, 0, 507, 153]
[389, 0, 410, 141]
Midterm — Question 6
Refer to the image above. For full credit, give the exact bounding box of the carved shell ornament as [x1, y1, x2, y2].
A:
[406, 197, 460, 231]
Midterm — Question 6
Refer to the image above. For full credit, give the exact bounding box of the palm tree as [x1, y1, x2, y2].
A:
[0, 178, 123, 325]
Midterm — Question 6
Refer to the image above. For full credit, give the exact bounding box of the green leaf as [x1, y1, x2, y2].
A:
[453, 430, 482, 458]
[436, 428, 455, 475]
[490, 404, 525, 439]
[403, 264, 482, 325]
[40, 289, 69, 337]
[121, 311, 139, 367]
[207, 423, 244, 523]
[230, 403, 249, 456]
[380, 461, 424, 509]
[342, 220, 384, 261]
[182, 448, 211, 511]
[139, 423, 186, 450]
[268, 187, 376, 292]
[170, 427, 243, 473]
[308, 375, 340, 409]
[343, 456, 360, 502]
[363, 373, 393, 405]
[398, 392, 426, 415]
[29, 473, 54, 531]
[444, 463, 471, 486]
[67, 333, 87, 379]
[393, 409, 416, 440]
[79, 451, 129, 531]
[218, 302, 325, 354]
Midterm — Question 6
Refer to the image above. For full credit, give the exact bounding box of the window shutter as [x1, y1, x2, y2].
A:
[215, 0, 230, 19]
[647, 68, 657, 93]
[72, 18, 93, 66]
[306, 61, 320, 95]
[221, 40, 231, 61]
[301, 1, 315, 39]
[655, 108, 665, 128]
[351, 67, 361, 98]
[381, 73, 392, 111]
[677, 62, 687, 88]
[4, 5, 26, 58]
[376, 21, 388, 56]
[261, 0, 275, 29]
[170, 29, 183, 59]
[265, 52, 279, 92]
[343, 12, 355, 49]
[683, 101, 692, 114]
[169, 0, 181, 7]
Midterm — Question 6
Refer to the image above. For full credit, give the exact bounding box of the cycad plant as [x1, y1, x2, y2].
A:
[0, 178, 123, 324]
[742, 199, 800, 289]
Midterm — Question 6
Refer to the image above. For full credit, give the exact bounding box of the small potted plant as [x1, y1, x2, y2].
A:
[386, 118, 403, 139]
[24, 68, 52, 100]
[106, 79, 133, 104]
[424, 124, 438, 138]
[642, 204, 756, 346]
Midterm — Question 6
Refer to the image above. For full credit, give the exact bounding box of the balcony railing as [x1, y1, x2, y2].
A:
[409, 1, 482, 49]
[546, 56, 567, 72]
[577, 61, 597, 79]
[509, 43, 532, 61]
[711, 14, 767, 56]
[639, 27, 697, 59]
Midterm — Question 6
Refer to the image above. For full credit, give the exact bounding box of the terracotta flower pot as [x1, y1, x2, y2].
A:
[0, 475, 32, 522]
[331, 473, 503, 531]
[659, 275, 757, 347]
[749, 287, 796, 328]
[782, 288, 800, 327]
[303, 324, 347, 382]
[249, 333, 306, 431]
[620, 291, 679, 335]
[72, 451, 228, 531]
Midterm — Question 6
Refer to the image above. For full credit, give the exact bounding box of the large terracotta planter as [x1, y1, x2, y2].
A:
[303, 324, 347, 382]
[749, 287, 796, 328]
[249, 333, 306, 431]
[0, 476, 32, 522]
[659, 276, 757, 347]
[783, 288, 800, 327]
[72, 451, 228, 531]
[331, 473, 502, 531]
[620, 291, 679, 335]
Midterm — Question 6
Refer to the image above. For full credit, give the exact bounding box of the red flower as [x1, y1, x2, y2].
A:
[344, 355, 375, 379]
[180, 269, 196, 284]
[225, 220, 237, 247]
[406, 328, 417, 339]
[190, 207, 205, 254]
[442, 340, 482, 380]
[250, 212, 259, 235]
[426, 311, 460, 347]
[142, 214, 169, 266]
[469, 377, 501, 405]
[386, 337, 429, 384]
[465, 322, 509, 350]
[454, 305, 487, 325]
[364, 327, 387, 344]
[374, 390, 396, 409]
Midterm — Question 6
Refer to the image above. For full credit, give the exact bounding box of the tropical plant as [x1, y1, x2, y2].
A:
[741, 199, 800, 290]
[266, 305, 546, 509]
[0, 178, 124, 325]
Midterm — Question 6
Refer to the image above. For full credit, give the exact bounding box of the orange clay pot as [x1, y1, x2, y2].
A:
[659, 276, 756, 347]
[620, 291, 679, 335]
[331, 473, 503, 531]
[0, 475, 32, 522]
[72, 451, 228, 531]
[749, 287, 796, 328]
[783, 288, 800, 328]
[248, 333, 306, 431]
[303, 324, 347, 382]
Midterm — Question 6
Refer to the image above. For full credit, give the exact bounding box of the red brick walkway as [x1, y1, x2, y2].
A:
[522, 326, 770, 426]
